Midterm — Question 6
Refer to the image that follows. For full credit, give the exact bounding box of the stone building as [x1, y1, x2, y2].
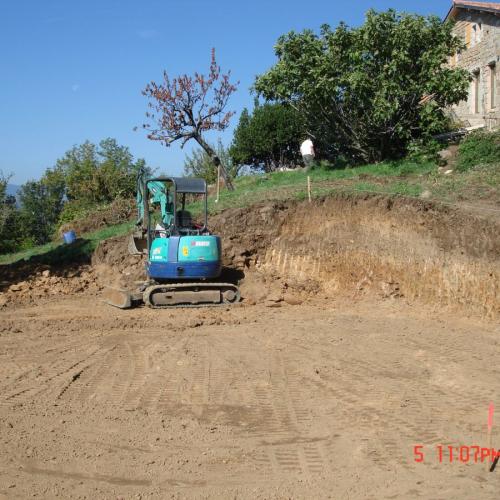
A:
[445, 1, 500, 129]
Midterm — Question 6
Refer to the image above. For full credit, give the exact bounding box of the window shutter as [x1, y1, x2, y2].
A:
[465, 24, 471, 47]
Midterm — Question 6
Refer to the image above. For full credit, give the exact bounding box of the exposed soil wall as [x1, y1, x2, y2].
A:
[211, 194, 499, 318]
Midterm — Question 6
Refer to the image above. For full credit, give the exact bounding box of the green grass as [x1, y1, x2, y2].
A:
[186, 159, 436, 216]
[0, 221, 133, 265]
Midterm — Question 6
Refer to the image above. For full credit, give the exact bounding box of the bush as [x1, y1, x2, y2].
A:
[456, 130, 500, 172]
[57, 198, 134, 236]
[58, 200, 97, 226]
[406, 139, 441, 164]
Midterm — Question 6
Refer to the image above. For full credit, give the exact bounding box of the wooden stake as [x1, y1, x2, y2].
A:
[307, 176, 311, 203]
[215, 164, 221, 203]
[487, 402, 494, 471]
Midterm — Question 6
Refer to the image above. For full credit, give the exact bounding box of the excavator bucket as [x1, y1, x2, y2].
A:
[128, 233, 148, 255]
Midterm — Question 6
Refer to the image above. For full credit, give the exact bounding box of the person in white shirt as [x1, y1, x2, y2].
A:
[300, 138, 315, 170]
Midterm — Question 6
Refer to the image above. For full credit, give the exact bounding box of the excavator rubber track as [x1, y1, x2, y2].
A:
[102, 283, 240, 309]
[143, 282, 240, 309]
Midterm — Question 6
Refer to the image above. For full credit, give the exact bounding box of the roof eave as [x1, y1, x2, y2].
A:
[447, 3, 500, 20]
[444, 4, 457, 22]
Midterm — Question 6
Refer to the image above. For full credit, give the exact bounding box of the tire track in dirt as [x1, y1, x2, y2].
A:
[231, 343, 333, 478]
[0, 345, 108, 407]
[244, 327, 432, 471]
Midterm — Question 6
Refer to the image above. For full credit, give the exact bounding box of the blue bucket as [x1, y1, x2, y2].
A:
[63, 230, 77, 244]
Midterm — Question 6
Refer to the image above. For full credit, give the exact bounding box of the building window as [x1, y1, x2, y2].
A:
[466, 22, 483, 48]
[490, 63, 496, 110]
[471, 23, 483, 47]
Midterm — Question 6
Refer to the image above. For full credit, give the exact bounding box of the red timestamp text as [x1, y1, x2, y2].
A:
[414, 444, 500, 464]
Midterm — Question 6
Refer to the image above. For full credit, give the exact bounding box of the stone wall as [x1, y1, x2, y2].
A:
[448, 9, 500, 129]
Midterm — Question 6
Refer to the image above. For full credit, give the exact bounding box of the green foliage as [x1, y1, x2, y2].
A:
[56, 138, 148, 204]
[230, 102, 305, 171]
[57, 199, 97, 226]
[254, 9, 469, 164]
[0, 171, 24, 253]
[0, 171, 10, 235]
[456, 130, 500, 172]
[406, 139, 441, 164]
[183, 140, 239, 184]
[0, 138, 148, 255]
[18, 168, 66, 245]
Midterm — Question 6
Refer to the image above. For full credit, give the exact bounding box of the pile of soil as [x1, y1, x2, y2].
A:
[91, 236, 146, 289]
[0, 266, 97, 308]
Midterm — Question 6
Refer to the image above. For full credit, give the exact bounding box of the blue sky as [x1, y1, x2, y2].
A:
[1, 0, 456, 184]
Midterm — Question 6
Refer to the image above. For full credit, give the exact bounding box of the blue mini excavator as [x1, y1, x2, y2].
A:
[103, 168, 240, 308]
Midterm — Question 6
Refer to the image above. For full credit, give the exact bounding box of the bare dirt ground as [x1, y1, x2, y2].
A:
[1, 194, 498, 498]
[1, 292, 499, 499]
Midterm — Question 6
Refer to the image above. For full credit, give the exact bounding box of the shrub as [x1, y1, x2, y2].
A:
[406, 139, 441, 164]
[456, 130, 500, 172]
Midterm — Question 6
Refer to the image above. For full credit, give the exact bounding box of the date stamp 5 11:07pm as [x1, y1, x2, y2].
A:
[414, 402, 499, 472]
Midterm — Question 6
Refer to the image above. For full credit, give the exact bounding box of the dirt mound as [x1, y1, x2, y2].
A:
[91, 236, 146, 289]
[0, 266, 97, 308]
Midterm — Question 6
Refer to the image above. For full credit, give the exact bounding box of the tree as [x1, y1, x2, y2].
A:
[183, 139, 240, 184]
[230, 102, 305, 172]
[56, 138, 147, 204]
[0, 171, 11, 236]
[254, 9, 469, 163]
[18, 168, 66, 245]
[0, 172, 20, 252]
[140, 49, 238, 189]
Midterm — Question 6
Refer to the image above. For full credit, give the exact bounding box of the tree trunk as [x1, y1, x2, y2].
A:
[194, 135, 235, 191]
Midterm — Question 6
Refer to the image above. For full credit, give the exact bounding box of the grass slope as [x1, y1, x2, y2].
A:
[0, 222, 133, 266]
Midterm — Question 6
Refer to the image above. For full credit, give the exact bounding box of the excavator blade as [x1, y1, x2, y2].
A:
[102, 286, 141, 309]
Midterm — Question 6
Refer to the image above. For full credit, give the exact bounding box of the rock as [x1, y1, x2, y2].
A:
[265, 301, 282, 308]
[284, 295, 303, 306]
[41, 270, 51, 278]
[188, 319, 204, 328]
[259, 205, 275, 221]
[266, 294, 283, 303]
[9, 282, 27, 292]
[0, 294, 7, 307]
[438, 149, 453, 160]
[420, 189, 432, 200]
[380, 281, 402, 299]
[444, 169, 453, 175]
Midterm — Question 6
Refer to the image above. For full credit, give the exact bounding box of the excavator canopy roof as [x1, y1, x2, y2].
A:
[148, 177, 207, 194]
